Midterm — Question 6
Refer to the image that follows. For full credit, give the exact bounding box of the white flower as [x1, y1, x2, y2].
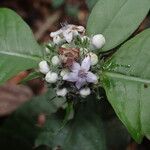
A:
[50, 24, 85, 44]
[88, 52, 98, 65]
[50, 29, 62, 37]
[92, 34, 105, 49]
[56, 88, 68, 97]
[60, 69, 69, 77]
[51, 56, 60, 66]
[45, 72, 58, 83]
[39, 60, 50, 74]
[63, 28, 74, 43]
[80, 88, 91, 98]
[53, 35, 64, 45]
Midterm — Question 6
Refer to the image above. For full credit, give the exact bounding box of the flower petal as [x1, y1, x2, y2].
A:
[50, 29, 62, 37]
[71, 62, 80, 72]
[63, 72, 78, 82]
[63, 29, 73, 43]
[81, 56, 91, 71]
[86, 72, 97, 83]
[75, 78, 86, 89]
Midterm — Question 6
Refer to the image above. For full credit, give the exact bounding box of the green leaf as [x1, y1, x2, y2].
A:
[0, 8, 43, 84]
[101, 29, 150, 142]
[0, 133, 32, 150]
[104, 118, 130, 149]
[35, 99, 107, 150]
[0, 88, 66, 146]
[87, 0, 150, 52]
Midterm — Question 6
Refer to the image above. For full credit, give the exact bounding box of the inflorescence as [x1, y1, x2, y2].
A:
[39, 24, 105, 99]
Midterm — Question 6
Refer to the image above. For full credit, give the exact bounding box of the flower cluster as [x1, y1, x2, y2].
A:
[39, 24, 105, 98]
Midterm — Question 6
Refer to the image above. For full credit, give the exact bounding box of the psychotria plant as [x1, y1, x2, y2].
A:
[0, 0, 149, 149]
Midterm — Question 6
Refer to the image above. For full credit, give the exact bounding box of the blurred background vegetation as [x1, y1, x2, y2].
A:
[0, 0, 99, 43]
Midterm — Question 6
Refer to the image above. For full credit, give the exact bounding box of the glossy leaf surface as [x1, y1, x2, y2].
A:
[0, 8, 43, 84]
[102, 29, 150, 142]
[87, 0, 150, 51]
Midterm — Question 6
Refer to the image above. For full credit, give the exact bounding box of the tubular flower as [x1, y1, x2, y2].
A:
[63, 56, 97, 89]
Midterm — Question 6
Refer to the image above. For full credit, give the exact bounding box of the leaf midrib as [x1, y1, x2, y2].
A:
[103, 71, 150, 84]
[0, 50, 41, 61]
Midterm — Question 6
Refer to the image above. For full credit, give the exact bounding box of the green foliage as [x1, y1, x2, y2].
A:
[101, 29, 150, 142]
[104, 118, 130, 149]
[87, 0, 150, 52]
[0, 8, 43, 84]
[0, 89, 66, 149]
[35, 98, 107, 150]
[0, 2, 150, 148]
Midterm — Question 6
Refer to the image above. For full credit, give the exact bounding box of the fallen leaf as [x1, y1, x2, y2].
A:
[0, 83, 33, 116]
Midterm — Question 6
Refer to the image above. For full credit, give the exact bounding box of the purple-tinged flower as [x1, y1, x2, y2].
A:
[63, 56, 97, 89]
[50, 24, 85, 44]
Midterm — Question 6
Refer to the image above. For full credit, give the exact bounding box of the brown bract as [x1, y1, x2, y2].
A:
[59, 47, 80, 67]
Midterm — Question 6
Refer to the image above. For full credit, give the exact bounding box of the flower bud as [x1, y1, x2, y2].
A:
[79, 88, 91, 98]
[45, 72, 58, 83]
[56, 88, 68, 97]
[51, 56, 60, 66]
[39, 60, 50, 74]
[60, 69, 69, 77]
[88, 52, 98, 65]
[92, 34, 105, 49]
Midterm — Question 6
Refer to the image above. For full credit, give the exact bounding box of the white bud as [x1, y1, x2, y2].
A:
[88, 52, 98, 65]
[53, 35, 64, 45]
[92, 34, 105, 49]
[39, 60, 50, 74]
[51, 56, 60, 66]
[56, 88, 68, 97]
[45, 47, 50, 53]
[79, 88, 91, 98]
[45, 72, 58, 83]
[60, 69, 69, 77]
